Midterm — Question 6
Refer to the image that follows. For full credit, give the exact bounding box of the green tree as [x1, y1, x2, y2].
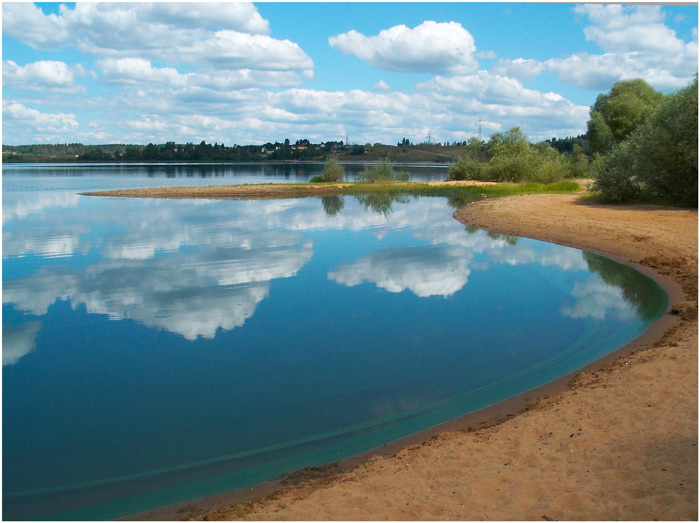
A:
[587, 79, 664, 155]
[591, 76, 698, 207]
[633, 75, 698, 206]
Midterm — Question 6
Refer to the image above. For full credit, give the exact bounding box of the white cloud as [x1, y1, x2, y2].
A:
[3, 60, 85, 93]
[476, 50, 498, 60]
[183, 30, 313, 72]
[97, 58, 185, 86]
[417, 71, 589, 140]
[2, 2, 270, 50]
[329, 21, 479, 74]
[373, 80, 392, 92]
[492, 58, 544, 80]
[497, 4, 697, 91]
[2, 2, 312, 80]
[2, 100, 79, 142]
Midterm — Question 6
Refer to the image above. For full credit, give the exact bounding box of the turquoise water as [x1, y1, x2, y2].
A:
[2, 165, 667, 520]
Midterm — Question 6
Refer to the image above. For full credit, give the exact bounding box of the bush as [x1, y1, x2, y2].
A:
[591, 142, 643, 203]
[447, 156, 483, 181]
[357, 158, 410, 183]
[321, 156, 345, 182]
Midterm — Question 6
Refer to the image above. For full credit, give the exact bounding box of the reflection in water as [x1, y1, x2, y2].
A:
[583, 251, 659, 320]
[487, 231, 519, 246]
[328, 246, 472, 297]
[354, 193, 411, 216]
[2, 177, 667, 520]
[321, 196, 344, 216]
[2, 321, 41, 366]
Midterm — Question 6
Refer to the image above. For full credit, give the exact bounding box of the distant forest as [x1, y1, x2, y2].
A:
[2, 135, 588, 164]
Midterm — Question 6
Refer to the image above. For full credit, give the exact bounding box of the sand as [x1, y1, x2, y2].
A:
[133, 192, 697, 521]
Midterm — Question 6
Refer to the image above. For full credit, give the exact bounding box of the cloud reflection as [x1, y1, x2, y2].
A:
[328, 246, 472, 298]
[2, 321, 41, 365]
[561, 276, 636, 321]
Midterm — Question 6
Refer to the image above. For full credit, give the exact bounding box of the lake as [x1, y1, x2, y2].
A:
[2, 163, 667, 520]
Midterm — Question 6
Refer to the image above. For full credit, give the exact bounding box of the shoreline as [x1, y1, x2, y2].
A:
[128, 192, 697, 521]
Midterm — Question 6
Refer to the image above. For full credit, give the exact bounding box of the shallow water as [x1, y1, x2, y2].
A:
[2, 164, 667, 520]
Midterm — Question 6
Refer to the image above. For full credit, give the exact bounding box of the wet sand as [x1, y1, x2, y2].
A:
[132, 192, 697, 521]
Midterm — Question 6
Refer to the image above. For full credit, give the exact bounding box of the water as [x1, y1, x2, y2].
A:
[2, 164, 667, 520]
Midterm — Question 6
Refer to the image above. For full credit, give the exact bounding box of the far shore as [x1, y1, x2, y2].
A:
[120, 187, 697, 521]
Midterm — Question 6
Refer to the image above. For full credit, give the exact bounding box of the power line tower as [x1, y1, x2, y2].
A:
[477, 118, 482, 142]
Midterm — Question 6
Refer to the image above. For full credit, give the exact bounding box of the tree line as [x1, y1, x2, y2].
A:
[2, 139, 346, 163]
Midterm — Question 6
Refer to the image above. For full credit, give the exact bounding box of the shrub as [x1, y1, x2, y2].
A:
[320, 156, 345, 182]
[357, 158, 410, 183]
[591, 142, 643, 203]
[447, 156, 484, 181]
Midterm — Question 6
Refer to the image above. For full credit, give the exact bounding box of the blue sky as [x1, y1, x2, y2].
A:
[2, 2, 698, 145]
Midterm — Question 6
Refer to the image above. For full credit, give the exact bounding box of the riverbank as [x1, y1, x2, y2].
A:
[129, 192, 697, 521]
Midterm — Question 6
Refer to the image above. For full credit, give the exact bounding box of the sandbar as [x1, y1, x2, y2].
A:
[127, 192, 697, 521]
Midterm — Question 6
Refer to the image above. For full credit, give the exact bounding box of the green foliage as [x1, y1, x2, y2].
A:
[591, 141, 643, 203]
[592, 76, 698, 207]
[309, 175, 325, 183]
[633, 76, 698, 207]
[587, 79, 664, 155]
[567, 144, 591, 179]
[357, 158, 410, 183]
[320, 156, 345, 182]
[447, 156, 483, 181]
[447, 127, 583, 183]
[586, 111, 615, 156]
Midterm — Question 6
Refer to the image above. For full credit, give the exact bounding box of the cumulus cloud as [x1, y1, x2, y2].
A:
[497, 4, 697, 91]
[3, 60, 86, 94]
[417, 71, 589, 140]
[3, 100, 79, 142]
[329, 21, 479, 74]
[373, 80, 392, 92]
[2, 3, 312, 78]
[2, 2, 269, 49]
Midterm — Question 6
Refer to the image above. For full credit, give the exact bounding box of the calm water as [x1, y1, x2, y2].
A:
[2, 164, 667, 520]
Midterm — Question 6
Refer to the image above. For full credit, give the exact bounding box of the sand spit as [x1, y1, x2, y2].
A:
[81, 180, 498, 200]
[130, 193, 697, 521]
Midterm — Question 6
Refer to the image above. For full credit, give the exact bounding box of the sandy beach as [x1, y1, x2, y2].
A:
[131, 191, 697, 521]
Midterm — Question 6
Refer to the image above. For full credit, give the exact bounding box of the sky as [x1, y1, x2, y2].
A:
[2, 1, 698, 146]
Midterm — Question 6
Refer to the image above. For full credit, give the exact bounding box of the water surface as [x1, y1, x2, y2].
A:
[2, 164, 667, 520]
